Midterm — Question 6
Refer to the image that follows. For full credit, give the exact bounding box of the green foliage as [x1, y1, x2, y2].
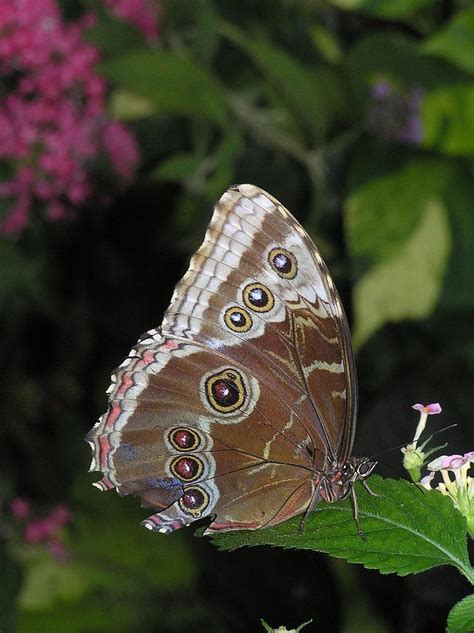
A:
[211, 477, 474, 582]
[15, 479, 198, 632]
[346, 160, 453, 346]
[329, 0, 435, 18]
[422, 85, 474, 156]
[100, 50, 228, 126]
[423, 8, 474, 74]
[221, 23, 345, 143]
[447, 594, 474, 633]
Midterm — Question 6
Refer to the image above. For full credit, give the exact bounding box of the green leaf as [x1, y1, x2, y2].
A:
[447, 594, 474, 633]
[352, 200, 451, 347]
[345, 159, 454, 346]
[18, 596, 138, 633]
[221, 23, 345, 143]
[329, 0, 435, 18]
[441, 170, 474, 310]
[345, 159, 454, 264]
[17, 549, 89, 610]
[109, 89, 156, 120]
[211, 477, 473, 581]
[74, 476, 197, 593]
[100, 50, 228, 126]
[151, 152, 204, 182]
[205, 128, 244, 200]
[310, 24, 344, 64]
[422, 84, 474, 156]
[423, 8, 474, 74]
[86, 15, 144, 56]
[151, 128, 242, 199]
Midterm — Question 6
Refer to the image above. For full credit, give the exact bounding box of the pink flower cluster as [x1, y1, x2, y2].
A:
[105, 0, 161, 42]
[10, 497, 71, 562]
[0, 0, 141, 234]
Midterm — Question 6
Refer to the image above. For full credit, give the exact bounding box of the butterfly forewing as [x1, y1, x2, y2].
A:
[87, 184, 358, 533]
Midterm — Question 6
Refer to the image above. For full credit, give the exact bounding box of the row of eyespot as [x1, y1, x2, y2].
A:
[167, 427, 210, 515]
[223, 247, 298, 333]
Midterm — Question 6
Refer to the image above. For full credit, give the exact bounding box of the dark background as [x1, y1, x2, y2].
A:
[1, 1, 473, 631]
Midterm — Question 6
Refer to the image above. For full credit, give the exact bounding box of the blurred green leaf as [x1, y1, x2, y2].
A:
[193, 0, 221, 64]
[447, 594, 474, 633]
[351, 199, 451, 347]
[74, 476, 197, 593]
[86, 15, 144, 56]
[109, 89, 156, 120]
[151, 152, 204, 182]
[16, 478, 199, 632]
[18, 550, 88, 610]
[329, 0, 435, 18]
[310, 24, 343, 64]
[100, 50, 228, 126]
[441, 170, 474, 310]
[0, 546, 22, 632]
[221, 23, 345, 143]
[211, 477, 473, 580]
[18, 596, 138, 633]
[423, 8, 474, 74]
[422, 84, 474, 156]
[206, 128, 244, 199]
[346, 159, 454, 264]
[151, 128, 242, 200]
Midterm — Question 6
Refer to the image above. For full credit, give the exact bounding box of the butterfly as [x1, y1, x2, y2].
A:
[86, 184, 376, 536]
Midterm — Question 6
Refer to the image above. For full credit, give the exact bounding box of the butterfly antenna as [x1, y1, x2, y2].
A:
[367, 424, 457, 461]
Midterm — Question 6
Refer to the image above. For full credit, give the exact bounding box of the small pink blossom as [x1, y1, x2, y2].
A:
[48, 504, 71, 527]
[24, 518, 56, 543]
[422, 450, 474, 537]
[104, 0, 161, 42]
[10, 498, 31, 520]
[419, 472, 435, 489]
[0, 0, 140, 234]
[10, 497, 73, 562]
[103, 120, 140, 183]
[402, 401, 444, 482]
[412, 403, 442, 415]
[428, 453, 474, 471]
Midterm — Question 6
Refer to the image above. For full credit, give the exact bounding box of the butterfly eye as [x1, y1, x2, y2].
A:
[268, 247, 298, 279]
[224, 306, 253, 333]
[179, 486, 209, 516]
[242, 283, 274, 313]
[357, 460, 375, 478]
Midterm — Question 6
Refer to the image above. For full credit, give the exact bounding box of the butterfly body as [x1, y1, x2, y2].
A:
[86, 185, 375, 534]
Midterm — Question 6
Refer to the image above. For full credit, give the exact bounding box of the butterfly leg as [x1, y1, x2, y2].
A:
[361, 479, 382, 497]
[298, 480, 322, 533]
[350, 486, 366, 540]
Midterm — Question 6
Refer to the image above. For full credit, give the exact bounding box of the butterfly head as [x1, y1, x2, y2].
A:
[320, 457, 377, 502]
